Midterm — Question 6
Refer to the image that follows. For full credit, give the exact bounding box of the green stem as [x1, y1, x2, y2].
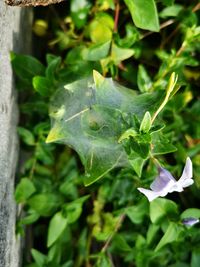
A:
[151, 72, 178, 124]
[86, 230, 92, 267]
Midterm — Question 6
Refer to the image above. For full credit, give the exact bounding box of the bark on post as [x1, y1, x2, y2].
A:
[5, 0, 65, 7]
[0, 3, 32, 266]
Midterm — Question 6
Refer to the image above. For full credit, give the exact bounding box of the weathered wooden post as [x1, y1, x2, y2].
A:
[0, 3, 32, 266]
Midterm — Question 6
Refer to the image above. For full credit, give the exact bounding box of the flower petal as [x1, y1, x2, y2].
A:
[168, 183, 184, 193]
[178, 157, 193, 188]
[180, 178, 194, 188]
[182, 217, 199, 226]
[137, 188, 160, 202]
[138, 157, 194, 201]
[150, 167, 176, 192]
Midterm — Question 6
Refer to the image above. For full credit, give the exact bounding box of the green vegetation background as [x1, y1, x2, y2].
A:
[12, 0, 200, 266]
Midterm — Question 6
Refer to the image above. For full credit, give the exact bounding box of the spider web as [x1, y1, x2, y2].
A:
[46, 71, 160, 185]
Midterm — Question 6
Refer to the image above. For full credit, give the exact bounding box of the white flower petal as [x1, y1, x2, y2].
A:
[169, 182, 183, 193]
[180, 178, 194, 188]
[178, 157, 193, 184]
[137, 188, 160, 202]
[138, 157, 193, 201]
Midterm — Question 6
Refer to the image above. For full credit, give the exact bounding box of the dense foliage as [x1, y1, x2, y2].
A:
[13, 0, 200, 266]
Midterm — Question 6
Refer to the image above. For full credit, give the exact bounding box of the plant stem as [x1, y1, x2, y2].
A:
[151, 73, 177, 124]
[176, 42, 186, 57]
[141, 19, 175, 39]
[101, 213, 125, 253]
[29, 157, 37, 180]
[86, 230, 92, 267]
[108, 252, 115, 267]
[192, 2, 200, 12]
[114, 1, 120, 33]
[50, 6, 68, 33]
[151, 94, 169, 124]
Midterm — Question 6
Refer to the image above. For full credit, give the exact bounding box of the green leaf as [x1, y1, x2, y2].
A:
[46, 54, 59, 65]
[124, 0, 159, 32]
[150, 124, 165, 134]
[20, 212, 40, 225]
[111, 43, 134, 64]
[135, 234, 146, 249]
[11, 53, 45, 84]
[151, 132, 177, 155]
[93, 70, 105, 88]
[45, 56, 61, 84]
[64, 196, 89, 224]
[139, 112, 152, 133]
[118, 24, 139, 48]
[18, 127, 35, 146]
[82, 41, 111, 61]
[33, 76, 52, 97]
[129, 152, 146, 177]
[71, 0, 91, 29]
[125, 199, 148, 224]
[161, 0, 174, 6]
[62, 261, 74, 267]
[159, 5, 182, 18]
[31, 249, 47, 267]
[169, 263, 190, 267]
[89, 21, 112, 43]
[130, 137, 150, 159]
[35, 143, 54, 165]
[112, 234, 132, 252]
[47, 211, 68, 247]
[15, 178, 36, 203]
[146, 224, 160, 245]
[155, 222, 182, 251]
[191, 250, 200, 267]
[118, 128, 138, 143]
[181, 208, 200, 220]
[46, 73, 162, 185]
[47, 242, 62, 264]
[96, 254, 112, 267]
[137, 65, 152, 93]
[65, 203, 82, 224]
[28, 193, 61, 216]
[34, 122, 50, 136]
[150, 198, 179, 224]
[89, 13, 114, 43]
[59, 181, 78, 200]
[25, 264, 38, 267]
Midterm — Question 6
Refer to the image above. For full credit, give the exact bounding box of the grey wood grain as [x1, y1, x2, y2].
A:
[0, 2, 32, 266]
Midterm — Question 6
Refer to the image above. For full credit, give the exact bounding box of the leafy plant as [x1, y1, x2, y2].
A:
[13, 0, 200, 266]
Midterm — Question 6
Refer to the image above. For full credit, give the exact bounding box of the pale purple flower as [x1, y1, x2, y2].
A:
[182, 217, 199, 226]
[138, 157, 193, 202]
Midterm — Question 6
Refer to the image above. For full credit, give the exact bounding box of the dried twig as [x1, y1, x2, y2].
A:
[101, 213, 126, 253]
